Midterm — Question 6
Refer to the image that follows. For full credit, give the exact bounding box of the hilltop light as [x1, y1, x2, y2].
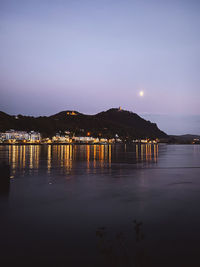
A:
[67, 111, 77, 116]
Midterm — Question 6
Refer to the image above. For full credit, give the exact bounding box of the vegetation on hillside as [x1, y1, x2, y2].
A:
[0, 108, 167, 140]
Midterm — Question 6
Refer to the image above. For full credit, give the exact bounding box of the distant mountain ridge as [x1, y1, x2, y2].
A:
[168, 134, 200, 144]
[0, 108, 167, 140]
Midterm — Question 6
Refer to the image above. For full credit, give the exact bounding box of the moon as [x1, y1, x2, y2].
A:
[139, 91, 144, 97]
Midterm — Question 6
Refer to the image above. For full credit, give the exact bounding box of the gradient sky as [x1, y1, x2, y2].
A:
[0, 0, 200, 134]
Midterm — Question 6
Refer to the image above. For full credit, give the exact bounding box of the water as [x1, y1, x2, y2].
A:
[1, 144, 200, 267]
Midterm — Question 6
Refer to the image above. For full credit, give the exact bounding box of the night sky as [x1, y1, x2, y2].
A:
[1, 0, 199, 134]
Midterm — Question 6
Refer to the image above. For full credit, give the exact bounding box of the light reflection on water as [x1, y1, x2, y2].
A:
[3, 144, 159, 178]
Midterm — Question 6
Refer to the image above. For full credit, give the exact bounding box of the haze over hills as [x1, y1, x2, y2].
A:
[168, 134, 200, 144]
[0, 108, 167, 140]
[140, 113, 200, 136]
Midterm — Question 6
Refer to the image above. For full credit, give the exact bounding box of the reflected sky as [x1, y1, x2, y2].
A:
[1, 144, 200, 267]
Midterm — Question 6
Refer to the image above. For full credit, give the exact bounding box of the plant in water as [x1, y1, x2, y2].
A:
[96, 220, 146, 267]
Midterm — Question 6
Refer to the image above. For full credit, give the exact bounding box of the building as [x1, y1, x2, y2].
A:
[73, 136, 96, 143]
[52, 132, 70, 143]
[0, 130, 41, 142]
[28, 131, 41, 142]
[66, 111, 77, 116]
[0, 130, 29, 141]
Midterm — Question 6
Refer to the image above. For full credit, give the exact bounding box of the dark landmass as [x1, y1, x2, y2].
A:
[0, 108, 167, 140]
[167, 134, 200, 144]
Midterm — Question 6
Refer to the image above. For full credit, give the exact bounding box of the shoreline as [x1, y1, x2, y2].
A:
[0, 142, 113, 146]
[0, 142, 199, 146]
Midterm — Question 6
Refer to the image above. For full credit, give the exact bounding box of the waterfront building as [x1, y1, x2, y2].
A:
[108, 138, 115, 143]
[52, 136, 70, 143]
[28, 131, 41, 142]
[52, 132, 70, 143]
[193, 138, 200, 144]
[0, 130, 29, 141]
[0, 130, 41, 142]
[99, 138, 108, 143]
[73, 136, 96, 143]
[133, 139, 158, 144]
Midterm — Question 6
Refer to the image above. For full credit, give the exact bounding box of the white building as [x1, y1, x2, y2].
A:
[52, 135, 70, 143]
[72, 137, 109, 143]
[73, 136, 96, 143]
[0, 130, 41, 142]
[52, 132, 70, 143]
[28, 131, 41, 142]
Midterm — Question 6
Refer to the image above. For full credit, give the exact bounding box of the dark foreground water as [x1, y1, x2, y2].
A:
[0, 144, 200, 267]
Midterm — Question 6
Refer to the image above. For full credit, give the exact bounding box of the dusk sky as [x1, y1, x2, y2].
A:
[1, 0, 200, 134]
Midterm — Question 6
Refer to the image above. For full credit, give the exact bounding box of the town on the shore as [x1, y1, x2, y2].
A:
[0, 129, 159, 144]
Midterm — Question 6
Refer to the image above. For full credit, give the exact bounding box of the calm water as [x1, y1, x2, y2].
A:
[1, 144, 200, 267]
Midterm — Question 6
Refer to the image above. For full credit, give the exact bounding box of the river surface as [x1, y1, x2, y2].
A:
[0, 144, 200, 267]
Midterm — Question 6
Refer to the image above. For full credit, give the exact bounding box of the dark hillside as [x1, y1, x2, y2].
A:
[0, 108, 167, 140]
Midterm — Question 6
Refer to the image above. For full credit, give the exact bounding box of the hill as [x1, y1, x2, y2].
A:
[168, 134, 200, 144]
[0, 108, 167, 140]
